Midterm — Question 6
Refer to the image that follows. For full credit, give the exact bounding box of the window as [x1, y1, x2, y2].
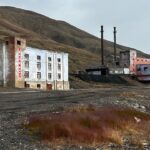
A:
[58, 64, 61, 70]
[37, 84, 41, 89]
[57, 58, 61, 62]
[48, 63, 52, 71]
[48, 57, 51, 62]
[37, 55, 41, 61]
[25, 61, 29, 68]
[24, 71, 29, 79]
[37, 62, 41, 70]
[144, 67, 148, 71]
[48, 73, 52, 80]
[58, 73, 61, 80]
[137, 67, 141, 71]
[6, 41, 9, 45]
[17, 40, 21, 45]
[124, 64, 127, 67]
[37, 72, 41, 79]
[24, 54, 29, 60]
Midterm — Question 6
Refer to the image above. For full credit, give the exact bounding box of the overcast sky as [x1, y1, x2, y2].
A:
[0, 0, 150, 54]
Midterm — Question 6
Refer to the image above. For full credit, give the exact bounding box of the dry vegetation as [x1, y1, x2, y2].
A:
[24, 105, 150, 147]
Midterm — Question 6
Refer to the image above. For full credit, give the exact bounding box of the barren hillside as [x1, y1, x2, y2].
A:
[0, 6, 149, 74]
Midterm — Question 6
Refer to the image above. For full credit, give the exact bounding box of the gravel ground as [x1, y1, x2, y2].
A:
[0, 85, 150, 150]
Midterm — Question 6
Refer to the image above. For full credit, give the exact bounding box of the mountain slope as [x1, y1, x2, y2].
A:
[0, 6, 149, 73]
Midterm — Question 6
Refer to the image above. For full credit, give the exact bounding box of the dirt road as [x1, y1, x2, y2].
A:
[0, 86, 150, 150]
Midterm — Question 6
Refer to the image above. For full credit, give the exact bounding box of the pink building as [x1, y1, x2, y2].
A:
[120, 50, 150, 75]
[136, 64, 150, 81]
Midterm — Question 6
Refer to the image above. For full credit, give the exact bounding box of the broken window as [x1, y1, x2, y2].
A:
[58, 73, 61, 80]
[37, 72, 41, 79]
[137, 67, 141, 71]
[57, 58, 61, 63]
[144, 67, 148, 71]
[37, 62, 41, 70]
[25, 61, 29, 68]
[24, 71, 29, 79]
[48, 57, 51, 62]
[124, 64, 127, 67]
[17, 40, 21, 45]
[37, 55, 41, 61]
[6, 41, 9, 45]
[58, 64, 61, 70]
[48, 73, 52, 80]
[48, 63, 52, 71]
[24, 54, 29, 60]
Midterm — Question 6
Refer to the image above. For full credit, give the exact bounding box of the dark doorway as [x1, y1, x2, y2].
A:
[47, 84, 52, 91]
[37, 84, 41, 89]
[24, 82, 30, 88]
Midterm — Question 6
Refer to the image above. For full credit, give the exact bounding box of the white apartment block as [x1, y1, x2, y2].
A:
[0, 37, 69, 90]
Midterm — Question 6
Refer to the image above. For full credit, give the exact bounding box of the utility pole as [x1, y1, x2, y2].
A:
[101, 25, 104, 65]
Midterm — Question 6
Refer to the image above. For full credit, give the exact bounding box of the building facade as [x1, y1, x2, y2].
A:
[136, 64, 150, 81]
[120, 50, 150, 75]
[0, 37, 69, 90]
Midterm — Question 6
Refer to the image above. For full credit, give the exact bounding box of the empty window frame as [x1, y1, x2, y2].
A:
[25, 61, 29, 68]
[58, 73, 61, 80]
[57, 58, 61, 63]
[37, 55, 41, 61]
[6, 41, 9, 45]
[24, 54, 29, 60]
[37, 72, 41, 79]
[124, 64, 127, 67]
[48, 73, 52, 80]
[48, 63, 52, 71]
[48, 57, 52, 62]
[58, 64, 61, 70]
[24, 71, 29, 79]
[37, 62, 41, 70]
[144, 67, 148, 71]
[137, 67, 141, 71]
[17, 40, 21, 45]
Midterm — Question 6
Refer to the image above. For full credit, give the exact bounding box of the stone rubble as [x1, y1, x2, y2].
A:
[0, 87, 150, 150]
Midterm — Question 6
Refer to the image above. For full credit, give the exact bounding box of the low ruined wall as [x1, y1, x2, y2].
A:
[25, 81, 70, 91]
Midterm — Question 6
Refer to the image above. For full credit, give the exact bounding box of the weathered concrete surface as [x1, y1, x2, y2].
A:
[0, 43, 3, 85]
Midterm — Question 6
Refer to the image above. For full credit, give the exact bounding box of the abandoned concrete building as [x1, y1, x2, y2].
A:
[120, 49, 150, 75]
[0, 37, 69, 90]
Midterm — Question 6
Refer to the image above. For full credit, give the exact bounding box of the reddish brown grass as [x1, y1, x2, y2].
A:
[24, 106, 150, 146]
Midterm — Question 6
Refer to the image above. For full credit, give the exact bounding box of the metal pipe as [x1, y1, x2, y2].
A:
[101, 25, 104, 65]
[114, 27, 117, 62]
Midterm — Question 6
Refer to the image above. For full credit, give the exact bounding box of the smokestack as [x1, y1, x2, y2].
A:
[114, 27, 117, 63]
[101, 25, 104, 65]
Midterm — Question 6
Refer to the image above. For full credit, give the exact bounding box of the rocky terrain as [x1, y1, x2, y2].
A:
[0, 85, 150, 150]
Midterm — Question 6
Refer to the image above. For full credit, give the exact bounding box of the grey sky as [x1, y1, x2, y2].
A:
[0, 0, 150, 54]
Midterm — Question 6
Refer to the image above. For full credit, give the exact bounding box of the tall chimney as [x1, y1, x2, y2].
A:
[101, 25, 104, 65]
[114, 27, 117, 63]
